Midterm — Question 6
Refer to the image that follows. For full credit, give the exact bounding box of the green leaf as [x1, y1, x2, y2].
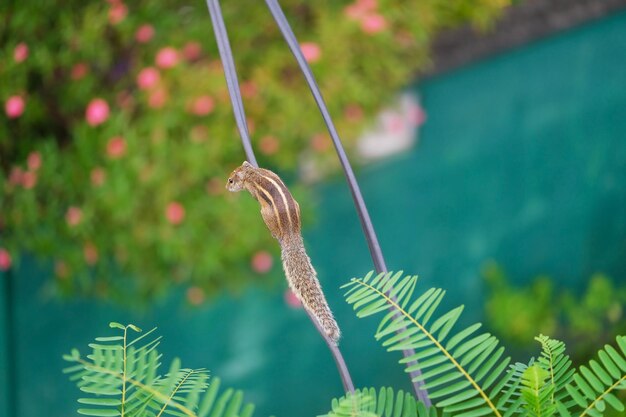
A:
[344, 271, 511, 417]
[598, 351, 620, 379]
[78, 398, 122, 406]
[95, 336, 125, 342]
[77, 408, 121, 416]
[446, 323, 482, 351]
[321, 387, 426, 417]
[603, 392, 624, 412]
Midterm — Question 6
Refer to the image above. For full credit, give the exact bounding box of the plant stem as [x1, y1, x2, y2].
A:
[122, 326, 128, 416]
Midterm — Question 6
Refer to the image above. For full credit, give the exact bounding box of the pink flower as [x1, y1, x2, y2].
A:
[13, 43, 29, 63]
[251, 251, 273, 273]
[361, 13, 387, 35]
[108, 2, 127, 25]
[91, 167, 106, 186]
[148, 88, 167, 108]
[5, 96, 25, 119]
[182, 41, 202, 62]
[344, 4, 367, 20]
[21, 171, 37, 189]
[241, 80, 258, 99]
[165, 201, 185, 225]
[135, 24, 155, 43]
[0, 248, 11, 271]
[284, 289, 303, 308]
[155, 47, 179, 69]
[361, 13, 387, 34]
[191, 96, 215, 116]
[187, 286, 205, 305]
[85, 98, 109, 126]
[71, 62, 89, 80]
[136, 67, 160, 90]
[358, 0, 378, 10]
[83, 242, 98, 265]
[259, 135, 279, 155]
[311, 133, 331, 152]
[66, 206, 83, 227]
[9, 166, 23, 186]
[300, 42, 321, 63]
[27, 151, 41, 171]
[344, 104, 364, 122]
[344, 0, 377, 21]
[106, 136, 126, 158]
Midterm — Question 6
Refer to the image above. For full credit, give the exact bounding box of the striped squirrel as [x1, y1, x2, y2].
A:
[226, 161, 341, 344]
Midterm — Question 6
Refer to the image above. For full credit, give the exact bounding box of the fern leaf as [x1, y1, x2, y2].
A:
[562, 335, 626, 417]
[534, 335, 575, 405]
[343, 272, 512, 417]
[520, 364, 556, 417]
[65, 323, 225, 417]
[320, 387, 439, 417]
[497, 362, 528, 416]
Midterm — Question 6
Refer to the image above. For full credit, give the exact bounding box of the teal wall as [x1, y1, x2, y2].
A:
[2, 10, 626, 417]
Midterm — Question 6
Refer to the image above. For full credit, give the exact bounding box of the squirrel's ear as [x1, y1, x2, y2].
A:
[242, 161, 252, 168]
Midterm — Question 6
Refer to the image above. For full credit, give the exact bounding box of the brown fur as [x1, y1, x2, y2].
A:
[227, 161, 341, 344]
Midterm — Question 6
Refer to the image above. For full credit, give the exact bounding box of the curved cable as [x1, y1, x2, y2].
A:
[205, 0, 354, 394]
[263, 0, 431, 405]
[205, 0, 257, 167]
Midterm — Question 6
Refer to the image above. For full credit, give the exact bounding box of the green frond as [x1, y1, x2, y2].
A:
[320, 386, 440, 417]
[344, 272, 512, 417]
[520, 364, 556, 417]
[196, 377, 256, 417]
[561, 335, 626, 417]
[534, 335, 574, 404]
[497, 362, 527, 416]
[64, 323, 257, 417]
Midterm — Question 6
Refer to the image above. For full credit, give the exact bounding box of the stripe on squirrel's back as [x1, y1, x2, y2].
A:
[261, 170, 301, 229]
[255, 172, 299, 231]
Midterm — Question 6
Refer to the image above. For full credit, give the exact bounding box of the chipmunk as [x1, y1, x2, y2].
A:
[226, 161, 341, 344]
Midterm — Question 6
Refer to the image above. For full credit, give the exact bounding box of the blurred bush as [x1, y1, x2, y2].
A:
[0, 0, 511, 303]
[483, 261, 626, 362]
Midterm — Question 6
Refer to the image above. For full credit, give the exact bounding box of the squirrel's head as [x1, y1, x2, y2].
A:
[226, 161, 254, 192]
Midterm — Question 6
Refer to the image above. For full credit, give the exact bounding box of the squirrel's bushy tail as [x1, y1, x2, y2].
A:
[281, 240, 341, 345]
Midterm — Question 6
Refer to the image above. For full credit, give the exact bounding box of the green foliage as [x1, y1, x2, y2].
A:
[343, 270, 626, 417]
[63, 322, 256, 417]
[63, 273, 626, 417]
[321, 387, 441, 417]
[560, 336, 626, 417]
[0, 0, 511, 302]
[520, 364, 555, 417]
[535, 335, 575, 404]
[343, 271, 512, 416]
[483, 263, 626, 360]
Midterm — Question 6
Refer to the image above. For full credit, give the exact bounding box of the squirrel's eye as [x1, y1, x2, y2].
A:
[228, 178, 234, 183]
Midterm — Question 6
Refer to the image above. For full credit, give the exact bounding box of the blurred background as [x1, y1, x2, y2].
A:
[1, 0, 626, 416]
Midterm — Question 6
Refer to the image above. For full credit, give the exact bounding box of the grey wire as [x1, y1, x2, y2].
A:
[205, 0, 257, 167]
[204, 0, 354, 395]
[263, 0, 431, 406]
[263, 0, 386, 273]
